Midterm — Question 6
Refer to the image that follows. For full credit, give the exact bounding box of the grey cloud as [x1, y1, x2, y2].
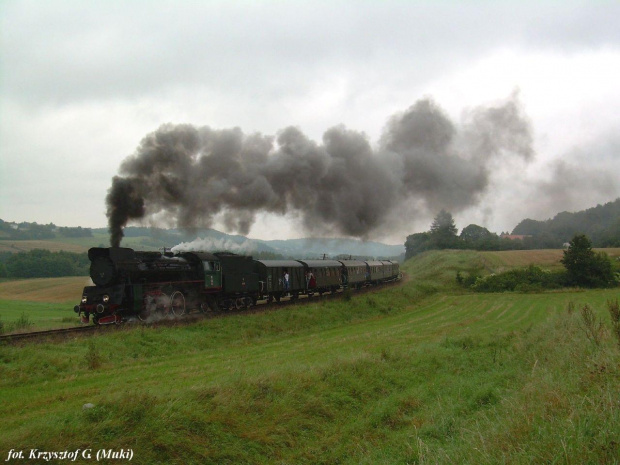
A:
[2, 1, 618, 108]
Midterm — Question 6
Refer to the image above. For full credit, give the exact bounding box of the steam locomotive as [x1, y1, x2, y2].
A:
[74, 247, 400, 325]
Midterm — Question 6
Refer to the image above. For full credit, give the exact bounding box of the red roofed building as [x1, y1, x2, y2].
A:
[500, 234, 532, 240]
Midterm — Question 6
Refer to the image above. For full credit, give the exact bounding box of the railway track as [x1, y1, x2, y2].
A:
[0, 275, 403, 345]
[0, 324, 103, 344]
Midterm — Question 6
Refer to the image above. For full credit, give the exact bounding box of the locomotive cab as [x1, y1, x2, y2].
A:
[179, 252, 222, 290]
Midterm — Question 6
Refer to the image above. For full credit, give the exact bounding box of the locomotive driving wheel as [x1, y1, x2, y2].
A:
[171, 291, 186, 316]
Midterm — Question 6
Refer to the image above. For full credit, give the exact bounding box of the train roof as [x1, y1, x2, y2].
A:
[255, 260, 304, 268]
[297, 259, 343, 268]
[338, 260, 368, 267]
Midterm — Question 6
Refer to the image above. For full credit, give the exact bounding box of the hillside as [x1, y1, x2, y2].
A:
[1, 249, 619, 463]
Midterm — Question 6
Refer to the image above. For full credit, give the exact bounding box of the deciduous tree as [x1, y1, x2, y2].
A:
[561, 234, 615, 287]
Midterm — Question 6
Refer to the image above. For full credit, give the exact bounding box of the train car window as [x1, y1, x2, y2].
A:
[203, 261, 220, 272]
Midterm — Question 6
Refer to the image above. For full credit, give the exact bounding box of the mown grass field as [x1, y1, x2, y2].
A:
[1, 250, 619, 464]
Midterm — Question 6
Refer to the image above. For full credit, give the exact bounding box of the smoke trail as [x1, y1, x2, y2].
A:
[171, 236, 259, 254]
[106, 93, 533, 246]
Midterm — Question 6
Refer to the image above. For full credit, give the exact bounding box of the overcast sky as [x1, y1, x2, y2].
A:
[1, 0, 619, 244]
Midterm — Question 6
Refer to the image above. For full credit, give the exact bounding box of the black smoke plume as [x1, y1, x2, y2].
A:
[106, 93, 533, 246]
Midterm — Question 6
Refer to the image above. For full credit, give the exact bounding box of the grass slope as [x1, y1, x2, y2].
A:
[0, 250, 619, 464]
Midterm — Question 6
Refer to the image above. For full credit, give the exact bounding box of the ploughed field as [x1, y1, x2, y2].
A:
[0, 249, 619, 464]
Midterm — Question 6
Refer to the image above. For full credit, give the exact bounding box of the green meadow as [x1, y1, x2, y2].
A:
[0, 250, 619, 464]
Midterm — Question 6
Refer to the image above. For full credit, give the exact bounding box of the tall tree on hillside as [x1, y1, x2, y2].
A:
[561, 234, 615, 288]
[460, 224, 491, 242]
[430, 210, 459, 249]
[405, 232, 432, 259]
[460, 224, 500, 250]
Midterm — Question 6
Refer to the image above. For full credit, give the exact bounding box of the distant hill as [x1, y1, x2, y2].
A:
[512, 198, 620, 247]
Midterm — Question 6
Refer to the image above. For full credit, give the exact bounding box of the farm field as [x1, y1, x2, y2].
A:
[0, 233, 159, 253]
[0, 250, 619, 464]
[0, 276, 89, 303]
[0, 240, 89, 254]
[0, 277, 87, 331]
[480, 247, 620, 271]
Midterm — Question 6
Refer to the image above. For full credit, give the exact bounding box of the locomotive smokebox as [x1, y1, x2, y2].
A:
[88, 247, 136, 286]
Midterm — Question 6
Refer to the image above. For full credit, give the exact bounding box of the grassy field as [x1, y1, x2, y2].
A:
[0, 250, 619, 463]
[0, 277, 87, 331]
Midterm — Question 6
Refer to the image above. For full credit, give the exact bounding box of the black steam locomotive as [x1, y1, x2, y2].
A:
[74, 247, 400, 325]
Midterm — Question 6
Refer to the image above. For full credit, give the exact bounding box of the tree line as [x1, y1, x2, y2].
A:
[0, 219, 92, 240]
[405, 210, 519, 259]
[0, 250, 90, 278]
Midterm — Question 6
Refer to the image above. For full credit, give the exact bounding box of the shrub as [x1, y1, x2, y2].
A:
[86, 340, 103, 370]
[608, 299, 620, 349]
[471, 265, 564, 292]
[561, 234, 616, 288]
[456, 270, 481, 288]
[579, 304, 604, 346]
[13, 313, 34, 332]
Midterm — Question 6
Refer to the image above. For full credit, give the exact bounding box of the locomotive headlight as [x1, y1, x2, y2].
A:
[81, 296, 88, 304]
[102, 295, 110, 303]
